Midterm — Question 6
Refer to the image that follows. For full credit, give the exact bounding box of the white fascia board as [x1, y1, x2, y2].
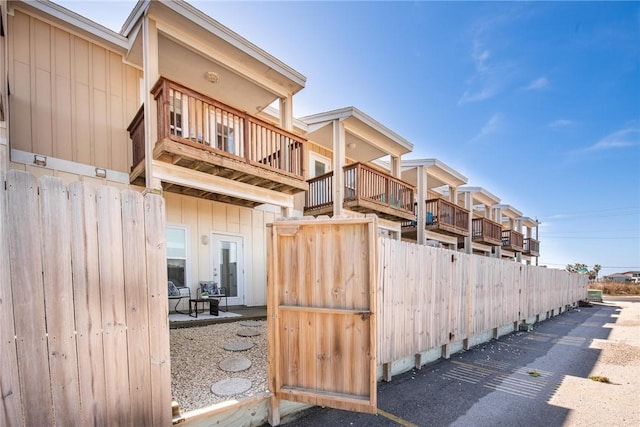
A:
[152, 160, 294, 208]
[121, 0, 148, 36]
[458, 186, 501, 205]
[19, 0, 128, 51]
[157, 0, 306, 90]
[260, 105, 308, 133]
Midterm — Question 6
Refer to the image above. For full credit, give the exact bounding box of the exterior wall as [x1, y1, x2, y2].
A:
[165, 192, 276, 307]
[8, 9, 141, 174]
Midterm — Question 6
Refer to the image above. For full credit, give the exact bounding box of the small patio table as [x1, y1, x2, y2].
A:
[188, 298, 220, 317]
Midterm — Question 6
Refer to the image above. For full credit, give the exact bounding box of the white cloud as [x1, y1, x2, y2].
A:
[548, 119, 576, 130]
[523, 77, 549, 91]
[573, 126, 640, 154]
[469, 113, 505, 143]
[458, 36, 516, 105]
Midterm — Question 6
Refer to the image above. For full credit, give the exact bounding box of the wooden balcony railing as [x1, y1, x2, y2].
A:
[502, 229, 524, 252]
[130, 78, 306, 181]
[423, 198, 470, 237]
[304, 162, 415, 221]
[471, 217, 502, 246]
[523, 238, 540, 256]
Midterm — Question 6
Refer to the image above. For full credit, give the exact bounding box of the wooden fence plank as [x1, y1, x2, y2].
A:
[144, 193, 172, 426]
[6, 170, 54, 426]
[39, 176, 82, 425]
[69, 182, 107, 425]
[0, 166, 23, 426]
[121, 191, 153, 425]
[97, 185, 130, 425]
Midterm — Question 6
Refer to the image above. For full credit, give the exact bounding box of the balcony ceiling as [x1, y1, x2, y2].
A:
[124, 0, 305, 113]
[401, 159, 468, 189]
[458, 186, 501, 207]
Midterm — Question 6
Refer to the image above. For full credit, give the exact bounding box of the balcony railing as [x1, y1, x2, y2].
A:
[502, 230, 524, 252]
[402, 198, 469, 237]
[471, 217, 502, 246]
[304, 162, 415, 221]
[523, 238, 540, 256]
[129, 78, 307, 197]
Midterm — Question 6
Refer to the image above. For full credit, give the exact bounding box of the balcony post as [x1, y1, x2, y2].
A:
[416, 165, 426, 245]
[332, 119, 345, 216]
[142, 16, 161, 192]
[463, 192, 472, 254]
[493, 206, 502, 259]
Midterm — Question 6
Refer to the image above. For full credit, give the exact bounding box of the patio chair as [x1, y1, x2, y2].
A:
[168, 280, 190, 314]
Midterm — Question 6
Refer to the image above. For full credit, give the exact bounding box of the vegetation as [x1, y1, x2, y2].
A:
[566, 263, 601, 280]
[528, 370, 541, 377]
[588, 375, 611, 383]
[589, 281, 640, 296]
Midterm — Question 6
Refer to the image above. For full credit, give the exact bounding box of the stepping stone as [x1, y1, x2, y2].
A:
[210, 378, 252, 396]
[237, 328, 261, 337]
[219, 356, 252, 372]
[223, 341, 254, 352]
[239, 320, 263, 327]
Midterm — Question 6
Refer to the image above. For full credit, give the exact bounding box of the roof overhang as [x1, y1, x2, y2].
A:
[458, 186, 501, 206]
[121, 1, 305, 96]
[518, 216, 539, 228]
[496, 204, 523, 219]
[400, 158, 468, 189]
[11, 0, 128, 54]
[301, 107, 413, 162]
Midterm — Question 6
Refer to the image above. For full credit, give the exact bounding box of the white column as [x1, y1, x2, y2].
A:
[494, 206, 502, 259]
[464, 192, 472, 254]
[142, 17, 161, 191]
[390, 155, 401, 178]
[416, 165, 426, 245]
[279, 94, 293, 131]
[332, 119, 345, 216]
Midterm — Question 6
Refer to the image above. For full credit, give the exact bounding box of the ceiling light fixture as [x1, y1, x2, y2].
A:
[205, 71, 219, 83]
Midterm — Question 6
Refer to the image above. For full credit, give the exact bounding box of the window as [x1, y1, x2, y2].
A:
[308, 152, 331, 179]
[166, 226, 187, 288]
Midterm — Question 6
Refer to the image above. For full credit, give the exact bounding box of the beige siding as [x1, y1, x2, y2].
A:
[8, 10, 141, 173]
[165, 192, 275, 306]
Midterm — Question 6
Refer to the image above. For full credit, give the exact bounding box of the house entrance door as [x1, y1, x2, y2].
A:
[211, 233, 244, 306]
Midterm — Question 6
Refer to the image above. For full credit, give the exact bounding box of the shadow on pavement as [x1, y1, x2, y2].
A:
[278, 303, 620, 427]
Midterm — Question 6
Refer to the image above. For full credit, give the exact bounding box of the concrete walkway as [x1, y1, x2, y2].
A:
[281, 298, 640, 426]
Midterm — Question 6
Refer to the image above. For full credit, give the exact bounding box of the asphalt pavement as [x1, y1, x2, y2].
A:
[279, 299, 638, 427]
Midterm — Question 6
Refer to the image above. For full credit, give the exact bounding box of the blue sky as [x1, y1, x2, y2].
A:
[58, 1, 640, 277]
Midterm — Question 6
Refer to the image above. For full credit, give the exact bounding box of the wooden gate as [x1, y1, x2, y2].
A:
[266, 217, 378, 423]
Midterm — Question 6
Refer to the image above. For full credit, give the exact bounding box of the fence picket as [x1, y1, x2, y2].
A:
[0, 168, 23, 426]
[377, 237, 588, 364]
[6, 170, 54, 426]
[40, 176, 82, 425]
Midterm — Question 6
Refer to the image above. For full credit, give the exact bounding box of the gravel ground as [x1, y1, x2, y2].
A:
[170, 320, 268, 413]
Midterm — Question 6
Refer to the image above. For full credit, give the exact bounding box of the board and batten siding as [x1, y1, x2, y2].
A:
[165, 192, 277, 306]
[8, 9, 141, 173]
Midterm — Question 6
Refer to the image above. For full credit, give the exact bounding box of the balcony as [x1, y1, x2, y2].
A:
[402, 198, 470, 238]
[128, 78, 307, 206]
[523, 238, 540, 256]
[502, 230, 524, 252]
[471, 217, 502, 246]
[304, 162, 416, 222]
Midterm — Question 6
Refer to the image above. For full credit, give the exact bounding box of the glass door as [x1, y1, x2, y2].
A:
[211, 233, 244, 306]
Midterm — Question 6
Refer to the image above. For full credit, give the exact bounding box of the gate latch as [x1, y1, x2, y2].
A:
[356, 311, 371, 321]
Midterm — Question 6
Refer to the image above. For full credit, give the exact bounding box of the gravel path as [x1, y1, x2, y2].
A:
[170, 320, 268, 413]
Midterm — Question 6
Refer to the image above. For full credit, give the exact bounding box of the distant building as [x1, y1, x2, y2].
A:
[603, 271, 640, 283]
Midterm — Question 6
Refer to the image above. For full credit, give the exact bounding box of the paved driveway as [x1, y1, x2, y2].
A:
[282, 299, 640, 426]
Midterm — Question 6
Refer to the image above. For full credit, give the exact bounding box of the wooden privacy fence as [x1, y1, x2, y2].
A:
[0, 170, 171, 426]
[377, 237, 588, 365]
